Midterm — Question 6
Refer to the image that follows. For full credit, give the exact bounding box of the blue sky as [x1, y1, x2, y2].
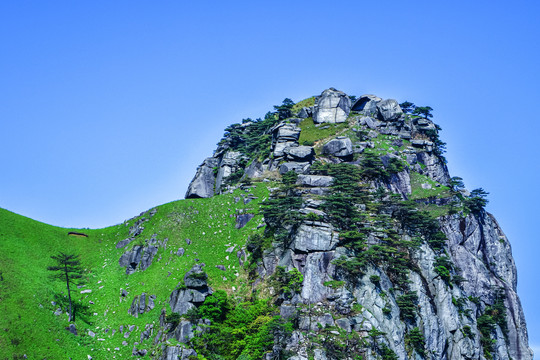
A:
[0, 1, 538, 354]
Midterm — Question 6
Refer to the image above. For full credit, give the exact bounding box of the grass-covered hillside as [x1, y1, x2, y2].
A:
[0, 183, 269, 359]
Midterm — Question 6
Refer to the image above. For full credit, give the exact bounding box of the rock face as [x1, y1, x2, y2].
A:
[351, 94, 382, 114]
[322, 136, 353, 158]
[313, 88, 352, 124]
[118, 233, 163, 274]
[168, 264, 212, 315]
[376, 99, 403, 121]
[284, 146, 315, 162]
[185, 157, 218, 198]
[128, 293, 156, 317]
[272, 122, 301, 158]
[181, 88, 532, 360]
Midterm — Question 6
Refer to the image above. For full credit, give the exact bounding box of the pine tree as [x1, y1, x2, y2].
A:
[47, 252, 83, 322]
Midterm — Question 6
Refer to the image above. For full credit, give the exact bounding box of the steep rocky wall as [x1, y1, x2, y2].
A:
[182, 88, 532, 360]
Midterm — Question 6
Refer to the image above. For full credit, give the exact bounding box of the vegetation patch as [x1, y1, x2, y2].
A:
[409, 171, 451, 200]
[298, 117, 351, 149]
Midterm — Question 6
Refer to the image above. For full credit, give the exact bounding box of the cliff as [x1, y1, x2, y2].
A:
[182, 88, 532, 360]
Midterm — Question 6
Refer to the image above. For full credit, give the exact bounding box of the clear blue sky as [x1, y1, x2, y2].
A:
[0, 1, 538, 354]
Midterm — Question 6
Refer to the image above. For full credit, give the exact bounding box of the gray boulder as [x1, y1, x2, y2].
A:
[297, 106, 313, 118]
[235, 213, 254, 229]
[128, 293, 157, 317]
[185, 157, 218, 199]
[245, 159, 266, 179]
[376, 99, 402, 121]
[171, 320, 194, 343]
[119, 245, 143, 275]
[132, 348, 147, 357]
[357, 116, 378, 129]
[272, 122, 301, 157]
[351, 94, 381, 114]
[280, 305, 297, 320]
[322, 137, 353, 158]
[116, 237, 135, 249]
[119, 244, 158, 274]
[176, 248, 185, 257]
[279, 162, 310, 174]
[169, 287, 211, 314]
[215, 151, 247, 192]
[184, 264, 208, 289]
[161, 346, 197, 360]
[139, 245, 158, 271]
[296, 175, 333, 187]
[168, 289, 196, 315]
[313, 88, 351, 124]
[284, 146, 315, 162]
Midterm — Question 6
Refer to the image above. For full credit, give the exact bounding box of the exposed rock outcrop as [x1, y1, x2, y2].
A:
[180, 88, 532, 360]
[119, 234, 163, 274]
[351, 94, 382, 114]
[313, 88, 352, 124]
[322, 136, 353, 158]
[185, 157, 219, 199]
[168, 264, 212, 315]
[128, 293, 156, 317]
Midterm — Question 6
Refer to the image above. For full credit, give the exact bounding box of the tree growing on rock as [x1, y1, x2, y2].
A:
[399, 101, 416, 114]
[47, 252, 83, 322]
[412, 106, 434, 119]
[273, 98, 295, 120]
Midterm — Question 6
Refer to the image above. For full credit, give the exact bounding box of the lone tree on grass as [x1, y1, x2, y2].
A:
[48, 252, 83, 322]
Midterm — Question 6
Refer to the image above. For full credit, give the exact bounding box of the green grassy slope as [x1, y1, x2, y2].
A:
[0, 183, 269, 360]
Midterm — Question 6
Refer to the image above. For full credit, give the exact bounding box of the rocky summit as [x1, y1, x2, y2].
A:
[0, 88, 533, 360]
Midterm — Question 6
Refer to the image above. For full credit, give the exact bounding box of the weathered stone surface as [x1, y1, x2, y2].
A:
[169, 289, 196, 314]
[215, 151, 246, 192]
[235, 213, 254, 229]
[280, 304, 297, 320]
[411, 139, 434, 148]
[171, 320, 194, 343]
[291, 222, 338, 252]
[351, 94, 381, 114]
[296, 175, 333, 187]
[176, 248, 185, 257]
[322, 137, 353, 157]
[313, 88, 351, 124]
[297, 106, 313, 118]
[271, 122, 302, 158]
[119, 243, 159, 274]
[185, 157, 218, 199]
[279, 162, 310, 174]
[245, 159, 266, 179]
[416, 151, 451, 185]
[376, 99, 402, 121]
[357, 115, 379, 129]
[119, 245, 143, 274]
[116, 237, 135, 249]
[183, 264, 208, 289]
[161, 345, 197, 360]
[132, 347, 147, 356]
[128, 293, 156, 317]
[284, 146, 315, 162]
[299, 251, 336, 303]
[139, 245, 158, 271]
